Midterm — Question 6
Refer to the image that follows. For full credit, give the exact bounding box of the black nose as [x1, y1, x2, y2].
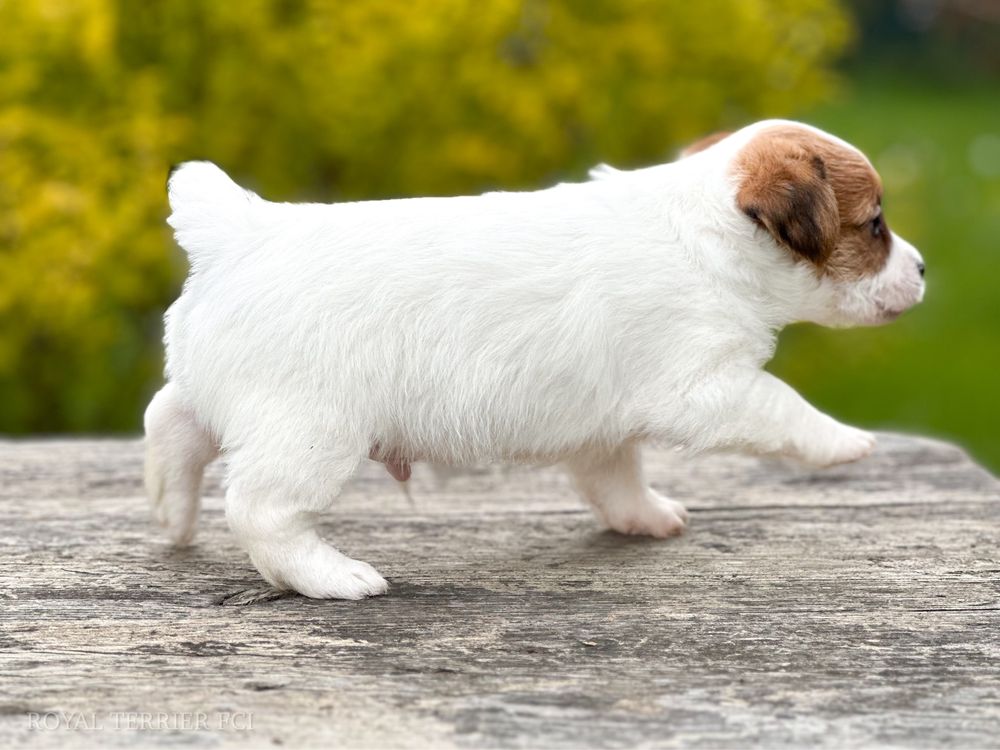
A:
[917, 261, 926, 278]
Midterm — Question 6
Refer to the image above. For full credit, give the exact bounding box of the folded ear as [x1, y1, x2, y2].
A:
[735, 136, 840, 264]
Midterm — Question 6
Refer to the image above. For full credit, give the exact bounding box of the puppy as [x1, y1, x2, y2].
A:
[145, 120, 925, 599]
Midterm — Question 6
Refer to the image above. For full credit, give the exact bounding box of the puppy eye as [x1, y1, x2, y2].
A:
[870, 215, 883, 238]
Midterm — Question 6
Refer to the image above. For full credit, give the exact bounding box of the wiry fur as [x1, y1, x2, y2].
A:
[145, 119, 925, 599]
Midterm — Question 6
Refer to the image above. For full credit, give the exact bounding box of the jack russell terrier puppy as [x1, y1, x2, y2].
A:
[145, 120, 926, 599]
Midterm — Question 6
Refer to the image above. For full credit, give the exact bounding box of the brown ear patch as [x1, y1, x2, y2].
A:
[734, 125, 890, 278]
[736, 133, 839, 263]
[681, 131, 732, 158]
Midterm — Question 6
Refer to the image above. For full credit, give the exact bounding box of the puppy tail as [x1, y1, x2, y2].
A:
[166, 161, 258, 268]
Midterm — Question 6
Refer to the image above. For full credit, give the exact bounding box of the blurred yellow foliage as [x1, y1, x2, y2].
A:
[0, 0, 849, 431]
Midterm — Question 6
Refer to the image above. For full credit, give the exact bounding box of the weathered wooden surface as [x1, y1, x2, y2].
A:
[1, 434, 998, 749]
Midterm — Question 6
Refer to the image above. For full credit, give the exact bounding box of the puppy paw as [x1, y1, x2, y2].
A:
[151, 490, 199, 547]
[805, 424, 877, 468]
[251, 542, 389, 600]
[314, 557, 389, 600]
[603, 490, 688, 538]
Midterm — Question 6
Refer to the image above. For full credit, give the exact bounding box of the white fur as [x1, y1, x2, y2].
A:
[145, 119, 925, 599]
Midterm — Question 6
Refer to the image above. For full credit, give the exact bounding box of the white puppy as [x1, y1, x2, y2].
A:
[144, 120, 925, 599]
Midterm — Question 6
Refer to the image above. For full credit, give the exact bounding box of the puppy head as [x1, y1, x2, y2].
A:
[707, 122, 925, 326]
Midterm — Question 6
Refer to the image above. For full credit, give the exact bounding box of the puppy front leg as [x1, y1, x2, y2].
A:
[708, 371, 875, 466]
[565, 441, 688, 537]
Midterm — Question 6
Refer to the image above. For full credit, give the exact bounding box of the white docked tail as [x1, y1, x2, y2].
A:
[166, 161, 258, 269]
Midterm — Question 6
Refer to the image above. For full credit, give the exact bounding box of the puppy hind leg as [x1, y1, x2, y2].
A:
[143, 383, 219, 545]
[565, 441, 688, 538]
[225, 452, 388, 600]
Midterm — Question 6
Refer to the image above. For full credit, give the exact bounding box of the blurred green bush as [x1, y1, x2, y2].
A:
[0, 0, 850, 433]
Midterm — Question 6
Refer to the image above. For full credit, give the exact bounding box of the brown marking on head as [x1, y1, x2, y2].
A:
[734, 124, 891, 279]
[681, 131, 732, 158]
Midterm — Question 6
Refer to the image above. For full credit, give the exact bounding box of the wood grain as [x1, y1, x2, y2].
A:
[0, 434, 998, 748]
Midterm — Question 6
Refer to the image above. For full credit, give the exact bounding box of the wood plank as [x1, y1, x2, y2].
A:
[0, 434, 998, 748]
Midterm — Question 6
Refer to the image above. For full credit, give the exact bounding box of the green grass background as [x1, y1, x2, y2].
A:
[772, 73, 1000, 470]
